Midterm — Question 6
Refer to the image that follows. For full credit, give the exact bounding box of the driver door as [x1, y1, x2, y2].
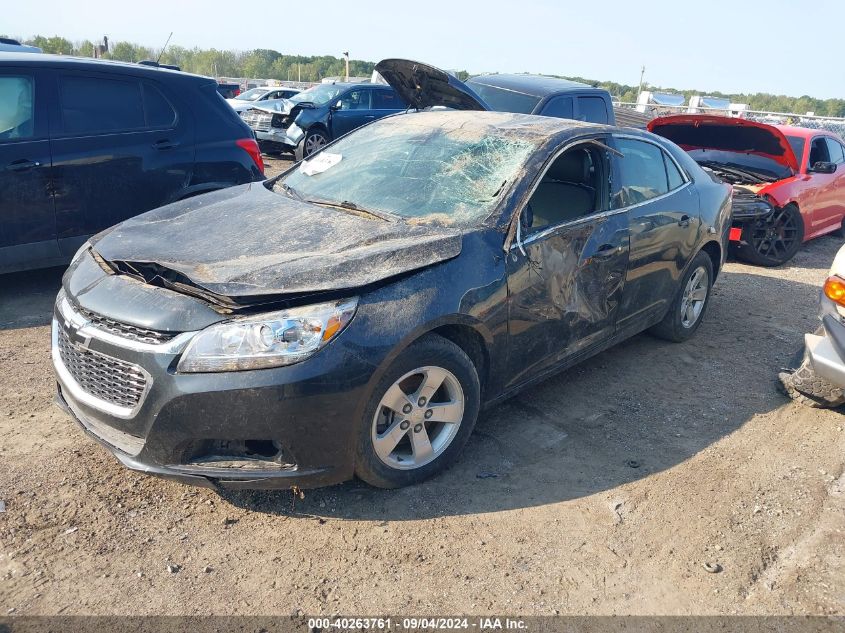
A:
[330, 88, 374, 138]
[505, 139, 630, 389]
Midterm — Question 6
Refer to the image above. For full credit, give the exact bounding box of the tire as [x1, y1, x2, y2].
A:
[294, 127, 330, 161]
[649, 251, 714, 343]
[354, 335, 481, 489]
[735, 203, 804, 267]
[778, 330, 845, 408]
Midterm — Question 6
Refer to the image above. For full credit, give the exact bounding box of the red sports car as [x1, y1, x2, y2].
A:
[649, 115, 845, 266]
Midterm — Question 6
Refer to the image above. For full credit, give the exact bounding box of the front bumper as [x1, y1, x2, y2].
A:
[805, 313, 845, 389]
[254, 123, 305, 151]
[51, 299, 376, 490]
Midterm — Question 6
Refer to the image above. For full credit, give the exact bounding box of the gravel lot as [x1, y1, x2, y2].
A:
[0, 163, 843, 615]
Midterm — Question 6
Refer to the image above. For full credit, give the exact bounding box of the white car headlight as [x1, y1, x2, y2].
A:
[177, 298, 358, 373]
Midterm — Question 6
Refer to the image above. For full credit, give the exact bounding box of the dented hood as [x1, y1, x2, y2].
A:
[375, 58, 489, 111]
[648, 115, 800, 172]
[89, 183, 462, 304]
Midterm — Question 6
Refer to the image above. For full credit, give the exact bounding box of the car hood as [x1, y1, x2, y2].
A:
[375, 58, 489, 111]
[648, 115, 799, 172]
[88, 183, 463, 307]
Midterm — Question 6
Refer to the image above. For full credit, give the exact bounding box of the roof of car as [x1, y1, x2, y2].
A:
[774, 124, 839, 140]
[0, 52, 212, 82]
[467, 73, 593, 97]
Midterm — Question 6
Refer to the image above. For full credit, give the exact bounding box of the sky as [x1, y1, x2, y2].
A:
[6, 0, 844, 99]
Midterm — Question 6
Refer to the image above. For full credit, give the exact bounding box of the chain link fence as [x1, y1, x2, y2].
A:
[615, 103, 845, 137]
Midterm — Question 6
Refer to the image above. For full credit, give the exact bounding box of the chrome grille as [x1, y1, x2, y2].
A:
[74, 305, 176, 345]
[242, 110, 272, 132]
[57, 326, 147, 410]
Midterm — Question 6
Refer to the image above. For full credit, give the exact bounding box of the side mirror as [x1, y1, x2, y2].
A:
[330, 99, 343, 111]
[810, 161, 837, 174]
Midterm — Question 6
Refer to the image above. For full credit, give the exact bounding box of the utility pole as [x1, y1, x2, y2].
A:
[637, 65, 646, 100]
[343, 51, 349, 82]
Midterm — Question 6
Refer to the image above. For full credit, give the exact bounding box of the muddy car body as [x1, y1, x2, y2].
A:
[649, 115, 845, 266]
[53, 110, 730, 490]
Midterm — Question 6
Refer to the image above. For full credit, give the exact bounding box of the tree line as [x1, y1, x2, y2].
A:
[11, 35, 845, 117]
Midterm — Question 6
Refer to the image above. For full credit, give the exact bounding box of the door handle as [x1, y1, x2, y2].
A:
[678, 214, 691, 228]
[152, 139, 180, 150]
[6, 159, 41, 172]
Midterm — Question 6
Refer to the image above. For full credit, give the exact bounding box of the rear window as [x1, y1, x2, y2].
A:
[60, 76, 145, 134]
[142, 84, 176, 128]
[466, 81, 541, 114]
[577, 96, 609, 124]
[541, 96, 573, 119]
[373, 90, 405, 110]
[612, 138, 677, 208]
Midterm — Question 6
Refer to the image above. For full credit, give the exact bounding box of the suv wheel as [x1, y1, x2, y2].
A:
[295, 128, 330, 161]
[354, 335, 480, 488]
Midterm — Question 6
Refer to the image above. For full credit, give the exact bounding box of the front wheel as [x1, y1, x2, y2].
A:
[294, 128, 330, 161]
[354, 335, 480, 488]
[649, 251, 714, 343]
[736, 203, 804, 267]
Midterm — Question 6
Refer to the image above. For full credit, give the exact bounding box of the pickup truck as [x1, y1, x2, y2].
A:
[375, 59, 617, 126]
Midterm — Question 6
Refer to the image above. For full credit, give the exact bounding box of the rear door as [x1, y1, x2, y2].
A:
[49, 70, 194, 256]
[611, 135, 700, 332]
[805, 136, 838, 235]
[0, 68, 58, 271]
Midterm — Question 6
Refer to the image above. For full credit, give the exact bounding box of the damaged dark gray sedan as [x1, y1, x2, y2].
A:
[53, 109, 731, 490]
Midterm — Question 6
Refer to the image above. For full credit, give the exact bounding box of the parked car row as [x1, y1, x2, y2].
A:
[1, 52, 840, 493]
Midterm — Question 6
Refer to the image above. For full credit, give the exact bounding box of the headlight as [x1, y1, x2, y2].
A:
[177, 298, 357, 373]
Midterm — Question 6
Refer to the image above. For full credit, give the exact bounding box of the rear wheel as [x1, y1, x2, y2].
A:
[354, 335, 480, 488]
[649, 251, 713, 343]
[736, 203, 804, 267]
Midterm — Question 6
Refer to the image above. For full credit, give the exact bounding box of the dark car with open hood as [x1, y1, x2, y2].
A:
[53, 105, 730, 490]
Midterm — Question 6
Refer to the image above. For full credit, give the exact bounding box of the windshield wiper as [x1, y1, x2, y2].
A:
[306, 198, 394, 222]
[277, 182, 304, 201]
[697, 161, 768, 184]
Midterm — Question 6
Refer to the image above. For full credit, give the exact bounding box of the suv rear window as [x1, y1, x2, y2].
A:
[142, 84, 177, 128]
[60, 76, 145, 134]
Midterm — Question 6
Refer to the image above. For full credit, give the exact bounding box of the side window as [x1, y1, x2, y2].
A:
[524, 144, 604, 232]
[541, 96, 574, 120]
[808, 137, 831, 168]
[824, 138, 845, 165]
[339, 89, 371, 110]
[60, 75, 145, 134]
[142, 83, 176, 128]
[576, 96, 609, 124]
[664, 152, 686, 190]
[0, 76, 34, 140]
[373, 89, 404, 110]
[612, 138, 671, 209]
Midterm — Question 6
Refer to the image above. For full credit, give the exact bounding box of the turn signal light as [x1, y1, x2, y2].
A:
[823, 275, 845, 307]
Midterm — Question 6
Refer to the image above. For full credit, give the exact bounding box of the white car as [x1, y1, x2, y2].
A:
[226, 87, 301, 113]
[780, 244, 845, 408]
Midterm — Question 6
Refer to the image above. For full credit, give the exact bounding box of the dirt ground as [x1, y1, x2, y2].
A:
[0, 161, 843, 615]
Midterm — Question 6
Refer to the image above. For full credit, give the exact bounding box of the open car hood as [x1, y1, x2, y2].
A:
[375, 58, 489, 111]
[88, 183, 462, 308]
[647, 115, 799, 172]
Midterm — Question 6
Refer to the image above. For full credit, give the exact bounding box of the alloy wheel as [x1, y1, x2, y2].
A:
[750, 207, 800, 261]
[680, 265, 709, 328]
[371, 366, 465, 470]
[304, 132, 328, 156]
